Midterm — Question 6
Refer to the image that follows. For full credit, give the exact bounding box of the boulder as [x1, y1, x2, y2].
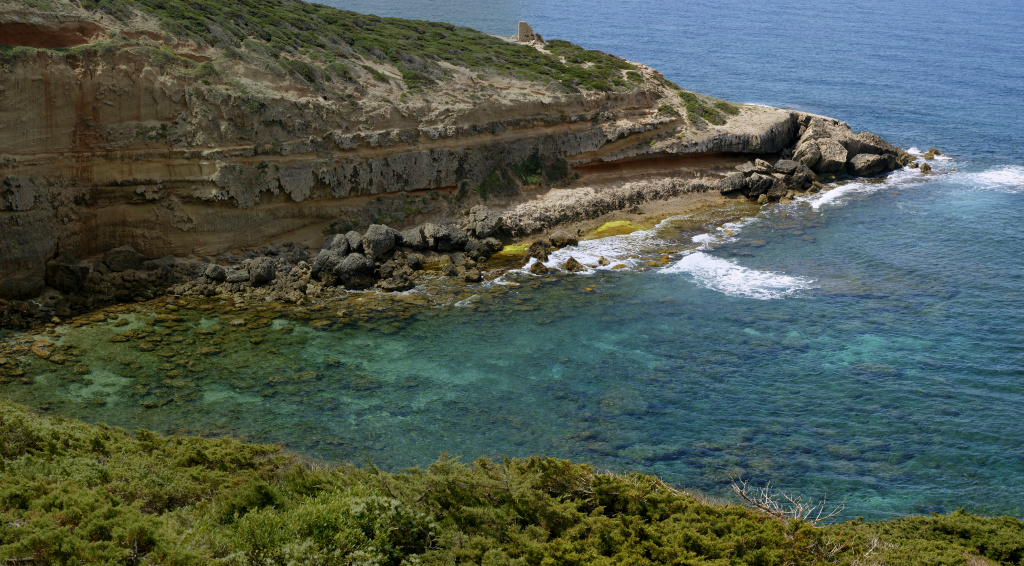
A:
[745, 173, 774, 197]
[735, 161, 756, 175]
[773, 159, 800, 175]
[310, 249, 344, 281]
[225, 269, 250, 283]
[786, 164, 816, 191]
[103, 245, 146, 272]
[465, 237, 502, 260]
[562, 256, 587, 273]
[345, 231, 363, 254]
[423, 223, 469, 252]
[754, 158, 774, 174]
[814, 139, 848, 174]
[598, 256, 610, 266]
[441, 263, 459, 277]
[549, 230, 578, 248]
[247, 257, 276, 286]
[378, 267, 416, 292]
[45, 260, 91, 293]
[320, 234, 350, 255]
[362, 224, 397, 260]
[798, 118, 831, 143]
[526, 241, 550, 262]
[529, 260, 549, 275]
[757, 194, 768, 204]
[333, 253, 375, 288]
[464, 269, 483, 283]
[464, 205, 502, 238]
[766, 177, 789, 201]
[848, 153, 889, 176]
[399, 226, 426, 250]
[406, 253, 424, 271]
[718, 171, 747, 194]
[920, 162, 932, 173]
[793, 140, 822, 169]
[204, 263, 227, 282]
[842, 131, 901, 158]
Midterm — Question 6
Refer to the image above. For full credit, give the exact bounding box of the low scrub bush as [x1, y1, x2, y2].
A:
[3, 401, 1023, 564]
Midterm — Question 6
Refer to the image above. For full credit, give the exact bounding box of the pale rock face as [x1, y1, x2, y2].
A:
[814, 139, 849, 174]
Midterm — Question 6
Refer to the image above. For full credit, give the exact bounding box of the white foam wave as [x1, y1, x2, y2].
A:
[660, 252, 815, 300]
[516, 227, 669, 275]
[803, 166, 920, 210]
[962, 166, 1024, 192]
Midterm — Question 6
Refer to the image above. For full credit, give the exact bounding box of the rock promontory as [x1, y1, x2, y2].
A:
[0, 0, 910, 325]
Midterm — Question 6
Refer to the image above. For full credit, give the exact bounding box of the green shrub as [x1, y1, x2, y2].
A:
[658, 103, 681, 117]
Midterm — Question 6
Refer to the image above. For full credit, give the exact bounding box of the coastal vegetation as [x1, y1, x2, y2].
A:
[2, 400, 1022, 565]
[58, 0, 642, 94]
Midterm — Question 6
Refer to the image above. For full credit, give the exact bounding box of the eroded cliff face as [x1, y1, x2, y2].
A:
[0, 1, 901, 301]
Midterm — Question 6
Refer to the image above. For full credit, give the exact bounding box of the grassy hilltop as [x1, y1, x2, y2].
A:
[2, 400, 1023, 565]
[46, 0, 646, 94]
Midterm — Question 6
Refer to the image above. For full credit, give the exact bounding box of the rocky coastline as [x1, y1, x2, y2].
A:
[0, 0, 917, 329]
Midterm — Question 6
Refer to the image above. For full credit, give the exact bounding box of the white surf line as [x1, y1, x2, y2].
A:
[660, 251, 816, 300]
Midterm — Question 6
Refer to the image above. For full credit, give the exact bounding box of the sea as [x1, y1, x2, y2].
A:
[3, 0, 1023, 521]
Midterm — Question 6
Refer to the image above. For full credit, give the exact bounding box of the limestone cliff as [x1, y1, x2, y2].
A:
[0, 0, 906, 301]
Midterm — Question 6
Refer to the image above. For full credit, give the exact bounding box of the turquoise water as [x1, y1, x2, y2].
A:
[4, 1, 1024, 521]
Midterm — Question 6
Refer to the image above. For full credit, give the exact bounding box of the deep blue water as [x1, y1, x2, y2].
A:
[4, 0, 1024, 521]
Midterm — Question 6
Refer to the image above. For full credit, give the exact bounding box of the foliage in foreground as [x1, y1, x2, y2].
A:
[1, 401, 1023, 565]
